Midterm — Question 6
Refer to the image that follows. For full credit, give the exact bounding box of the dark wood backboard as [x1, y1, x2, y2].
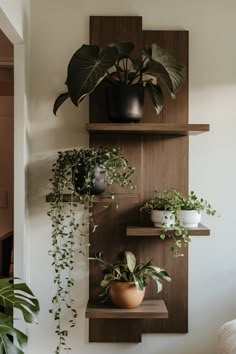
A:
[89, 16, 189, 342]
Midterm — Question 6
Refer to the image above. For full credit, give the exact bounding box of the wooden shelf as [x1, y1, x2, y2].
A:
[87, 123, 210, 135]
[46, 192, 140, 204]
[126, 224, 210, 237]
[86, 299, 168, 319]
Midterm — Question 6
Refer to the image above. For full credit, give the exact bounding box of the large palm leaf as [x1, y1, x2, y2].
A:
[0, 278, 39, 354]
[0, 313, 27, 354]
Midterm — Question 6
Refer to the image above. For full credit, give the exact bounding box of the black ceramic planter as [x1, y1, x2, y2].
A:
[106, 84, 144, 123]
[74, 165, 107, 195]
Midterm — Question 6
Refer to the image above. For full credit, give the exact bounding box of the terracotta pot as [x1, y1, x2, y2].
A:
[109, 281, 145, 309]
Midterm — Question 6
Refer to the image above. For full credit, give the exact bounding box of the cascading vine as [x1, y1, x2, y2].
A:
[48, 147, 135, 353]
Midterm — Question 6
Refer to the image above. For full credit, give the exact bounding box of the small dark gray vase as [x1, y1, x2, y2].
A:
[74, 165, 107, 195]
[106, 84, 144, 123]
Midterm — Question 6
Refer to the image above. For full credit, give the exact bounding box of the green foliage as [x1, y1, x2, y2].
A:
[174, 190, 216, 215]
[92, 251, 171, 302]
[48, 147, 135, 353]
[53, 42, 185, 116]
[0, 278, 39, 354]
[141, 189, 217, 256]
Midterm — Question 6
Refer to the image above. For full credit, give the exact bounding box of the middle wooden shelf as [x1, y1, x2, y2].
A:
[126, 224, 210, 237]
[87, 123, 210, 135]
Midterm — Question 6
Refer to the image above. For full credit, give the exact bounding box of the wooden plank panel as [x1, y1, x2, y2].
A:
[141, 30, 189, 334]
[86, 300, 168, 319]
[89, 16, 143, 343]
[142, 31, 188, 124]
[89, 16, 142, 123]
[89, 319, 142, 342]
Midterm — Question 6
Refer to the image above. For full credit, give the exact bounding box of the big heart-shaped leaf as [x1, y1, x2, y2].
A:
[108, 42, 134, 59]
[0, 278, 39, 324]
[66, 45, 118, 107]
[0, 312, 27, 354]
[143, 44, 185, 96]
[146, 81, 164, 115]
[53, 92, 69, 115]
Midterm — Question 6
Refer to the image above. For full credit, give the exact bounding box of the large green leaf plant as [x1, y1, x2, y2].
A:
[53, 42, 185, 115]
[0, 278, 39, 354]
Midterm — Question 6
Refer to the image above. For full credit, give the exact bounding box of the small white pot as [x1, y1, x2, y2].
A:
[180, 210, 201, 228]
[151, 210, 174, 228]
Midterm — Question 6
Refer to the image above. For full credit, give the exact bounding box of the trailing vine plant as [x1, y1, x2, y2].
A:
[48, 147, 135, 353]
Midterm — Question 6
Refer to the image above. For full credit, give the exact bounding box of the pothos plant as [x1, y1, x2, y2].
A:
[0, 277, 39, 354]
[92, 250, 171, 302]
[53, 41, 185, 116]
[141, 189, 216, 256]
[48, 146, 135, 353]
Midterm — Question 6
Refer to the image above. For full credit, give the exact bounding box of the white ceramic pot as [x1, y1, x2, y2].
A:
[180, 210, 201, 228]
[151, 210, 174, 228]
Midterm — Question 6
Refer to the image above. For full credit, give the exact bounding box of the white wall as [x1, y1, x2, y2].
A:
[0, 0, 24, 43]
[29, 1, 236, 353]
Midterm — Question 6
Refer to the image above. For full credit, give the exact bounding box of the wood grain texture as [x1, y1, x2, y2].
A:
[89, 16, 142, 123]
[86, 300, 168, 319]
[89, 16, 144, 343]
[142, 31, 189, 124]
[88, 17, 190, 341]
[126, 224, 210, 236]
[89, 319, 142, 342]
[141, 30, 189, 334]
[87, 123, 209, 135]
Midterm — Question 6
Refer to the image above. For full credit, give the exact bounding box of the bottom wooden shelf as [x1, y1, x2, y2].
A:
[86, 299, 168, 319]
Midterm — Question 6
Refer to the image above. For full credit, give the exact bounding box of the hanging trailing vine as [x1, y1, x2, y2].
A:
[48, 147, 135, 353]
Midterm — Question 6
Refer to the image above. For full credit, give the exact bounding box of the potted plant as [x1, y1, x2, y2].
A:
[48, 146, 135, 352]
[0, 277, 39, 353]
[92, 250, 171, 309]
[141, 189, 216, 256]
[53, 42, 185, 122]
[175, 190, 217, 227]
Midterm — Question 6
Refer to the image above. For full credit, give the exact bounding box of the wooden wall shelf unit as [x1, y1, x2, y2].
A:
[87, 123, 209, 135]
[126, 224, 210, 237]
[84, 16, 210, 343]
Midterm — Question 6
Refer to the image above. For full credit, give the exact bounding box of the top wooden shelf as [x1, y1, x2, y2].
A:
[87, 123, 210, 135]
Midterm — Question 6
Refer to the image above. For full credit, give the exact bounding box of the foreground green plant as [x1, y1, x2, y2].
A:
[141, 189, 216, 256]
[53, 41, 185, 116]
[92, 250, 171, 302]
[0, 278, 39, 354]
[48, 147, 135, 353]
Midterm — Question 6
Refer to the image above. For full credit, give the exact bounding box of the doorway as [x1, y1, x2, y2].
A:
[0, 29, 14, 278]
